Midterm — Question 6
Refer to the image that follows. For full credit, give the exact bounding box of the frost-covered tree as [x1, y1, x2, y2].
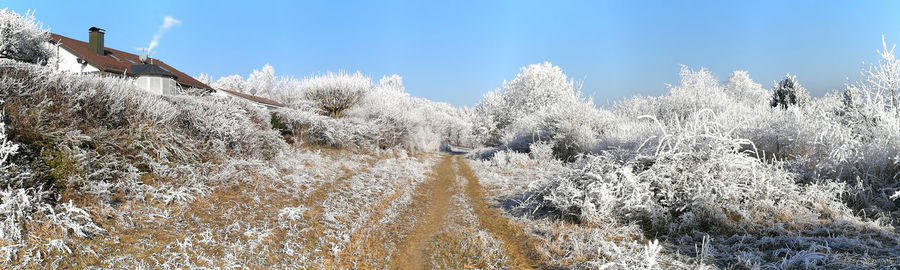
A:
[861, 36, 900, 115]
[212, 74, 247, 92]
[195, 73, 214, 86]
[206, 65, 309, 107]
[474, 62, 602, 158]
[301, 71, 372, 118]
[723, 70, 767, 105]
[247, 64, 276, 96]
[657, 65, 732, 123]
[770, 74, 809, 109]
[0, 9, 51, 64]
[379, 74, 404, 92]
[475, 62, 577, 144]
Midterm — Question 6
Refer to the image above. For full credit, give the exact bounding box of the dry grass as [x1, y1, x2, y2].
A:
[2, 147, 555, 269]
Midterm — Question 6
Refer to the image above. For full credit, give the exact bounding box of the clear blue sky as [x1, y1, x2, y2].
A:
[6, 1, 900, 106]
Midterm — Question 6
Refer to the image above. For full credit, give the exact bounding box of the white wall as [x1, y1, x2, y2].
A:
[46, 42, 100, 73]
[45, 42, 195, 97]
[136, 76, 178, 95]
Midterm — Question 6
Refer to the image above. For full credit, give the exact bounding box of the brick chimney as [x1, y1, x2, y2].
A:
[88, 27, 105, 55]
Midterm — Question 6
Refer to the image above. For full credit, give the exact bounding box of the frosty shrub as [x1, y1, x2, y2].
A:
[347, 74, 436, 149]
[301, 71, 372, 118]
[246, 64, 276, 96]
[212, 74, 247, 92]
[0, 59, 285, 202]
[274, 108, 382, 150]
[206, 65, 309, 108]
[611, 66, 748, 136]
[195, 73, 214, 86]
[169, 95, 283, 157]
[272, 74, 468, 151]
[0, 111, 17, 168]
[471, 40, 900, 268]
[0, 110, 105, 244]
[474, 62, 604, 159]
[723, 70, 768, 106]
[207, 67, 468, 151]
[0, 9, 51, 64]
[770, 74, 810, 109]
[810, 37, 900, 218]
[348, 74, 473, 150]
[861, 36, 900, 113]
[527, 110, 853, 235]
[658, 66, 733, 123]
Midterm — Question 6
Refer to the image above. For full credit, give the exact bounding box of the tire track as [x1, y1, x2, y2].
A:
[456, 155, 542, 269]
[391, 155, 455, 270]
[392, 154, 542, 269]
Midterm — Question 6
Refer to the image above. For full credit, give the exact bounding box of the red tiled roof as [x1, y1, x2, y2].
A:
[49, 33, 213, 90]
[218, 88, 286, 108]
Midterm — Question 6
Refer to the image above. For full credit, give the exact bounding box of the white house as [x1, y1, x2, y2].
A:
[49, 27, 285, 109]
[48, 27, 214, 94]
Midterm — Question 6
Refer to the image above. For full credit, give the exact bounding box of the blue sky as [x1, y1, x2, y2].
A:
[6, 1, 900, 106]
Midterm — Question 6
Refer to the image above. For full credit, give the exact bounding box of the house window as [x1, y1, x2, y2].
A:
[163, 78, 177, 95]
[150, 77, 161, 90]
[135, 76, 178, 95]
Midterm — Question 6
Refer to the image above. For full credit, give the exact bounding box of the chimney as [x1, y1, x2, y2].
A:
[88, 27, 105, 55]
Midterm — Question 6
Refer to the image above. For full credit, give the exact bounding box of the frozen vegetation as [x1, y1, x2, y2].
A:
[0, 8, 899, 269]
[468, 49, 900, 268]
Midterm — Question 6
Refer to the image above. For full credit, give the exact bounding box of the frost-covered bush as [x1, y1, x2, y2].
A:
[0, 9, 51, 64]
[0, 58, 286, 213]
[528, 110, 853, 234]
[727, 39, 900, 220]
[476, 62, 578, 138]
[474, 62, 605, 159]
[1, 59, 284, 158]
[169, 95, 283, 157]
[0, 111, 104, 244]
[770, 74, 810, 109]
[723, 70, 768, 106]
[274, 108, 384, 150]
[270, 74, 472, 151]
[347, 74, 473, 150]
[859, 36, 900, 114]
[246, 64, 276, 96]
[603, 66, 756, 156]
[301, 71, 372, 118]
[804, 38, 900, 217]
[205, 65, 308, 108]
[206, 66, 470, 151]
[0, 111, 17, 169]
[347, 74, 437, 149]
[212, 74, 247, 92]
[470, 38, 900, 268]
[619, 66, 738, 125]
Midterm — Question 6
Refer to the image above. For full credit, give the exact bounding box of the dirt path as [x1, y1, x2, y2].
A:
[392, 155, 540, 269]
[392, 155, 456, 269]
[456, 155, 541, 269]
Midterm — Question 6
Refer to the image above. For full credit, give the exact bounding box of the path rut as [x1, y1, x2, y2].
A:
[391, 154, 541, 269]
